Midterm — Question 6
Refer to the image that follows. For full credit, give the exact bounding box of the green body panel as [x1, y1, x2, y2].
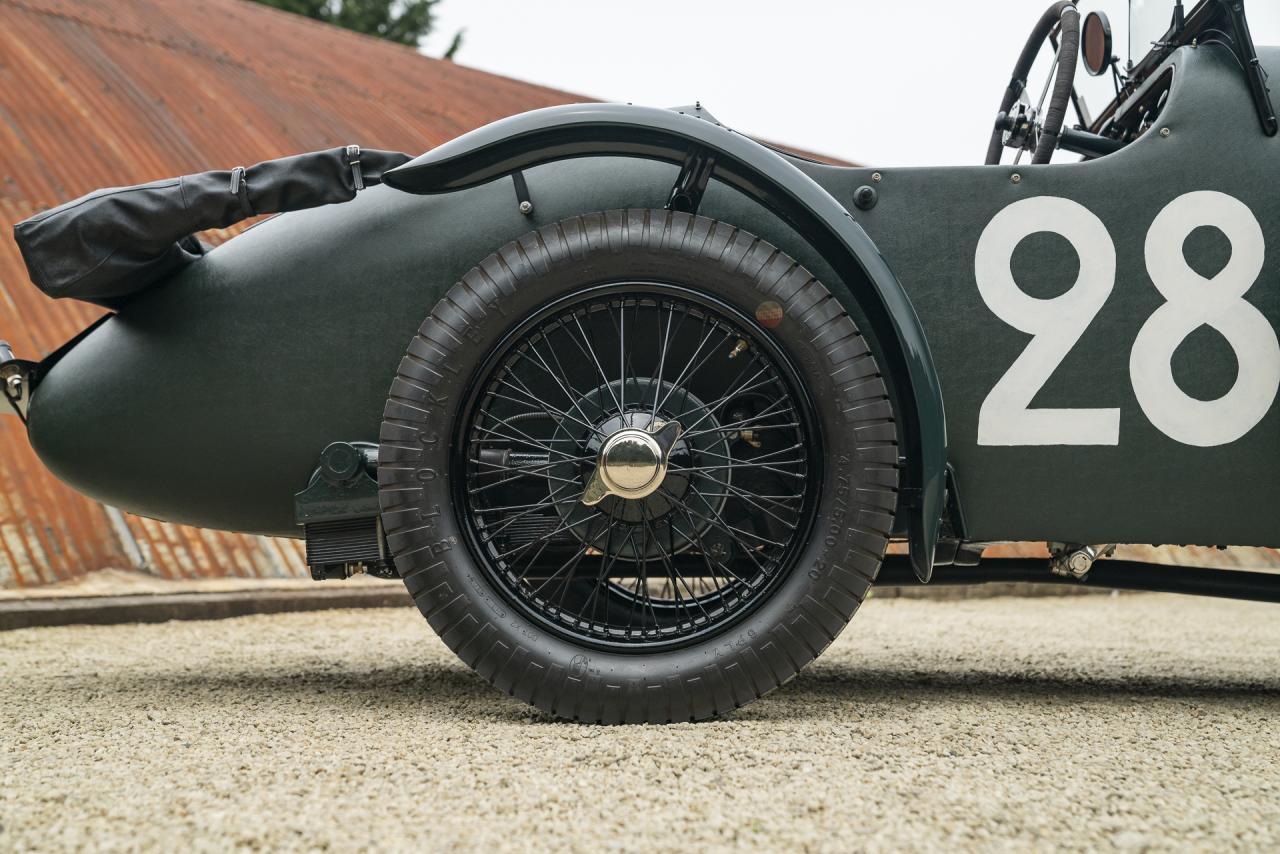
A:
[809, 44, 1279, 546]
[28, 43, 1280, 551]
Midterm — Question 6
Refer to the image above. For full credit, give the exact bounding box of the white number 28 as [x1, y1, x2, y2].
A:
[974, 192, 1279, 447]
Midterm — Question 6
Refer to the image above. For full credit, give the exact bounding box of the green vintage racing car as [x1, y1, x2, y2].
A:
[4, 0, 1277, 721]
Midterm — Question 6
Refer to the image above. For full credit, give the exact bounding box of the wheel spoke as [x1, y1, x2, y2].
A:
[670, 460, 806, 480]
[667, 510, 753, 593]
[691, 491, 805, 512]
[481, 484, 583, 539]
[468, 470, 583, 494]
[658, 485, 786, 554]
[642, 502, 711, 623]
[492, 374, 603, 437]
[461, 286, 818, 647]
[526, 513, 613, 595]
[517, 338, 605, 431]
[681, 399, 797, 440]
[655, 318, 715, 412]
[672, 367, 776, 432]
[570, 313, 623, 415]
[691, 442, 804, 465]
[617, 300, 626, 412]
[529, 544, 590, 597]
[692, 422, 803, 438]
[651, 302, 675, 419]
[492, 516, 588, 561]
[474, 496, 588, 514]
[577, 503, 624, 620]
[700, 478, 801, 529]
[659, 320, 732, 413]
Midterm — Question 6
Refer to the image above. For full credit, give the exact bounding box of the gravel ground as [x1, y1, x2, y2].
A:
[2, 594, 1278, 852]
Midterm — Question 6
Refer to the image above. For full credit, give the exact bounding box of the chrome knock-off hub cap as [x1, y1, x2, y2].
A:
[582, 420, 682, 505]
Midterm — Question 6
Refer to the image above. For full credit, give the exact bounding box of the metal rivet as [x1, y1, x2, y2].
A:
[1159, 127, 1171, 137]
[518, 200, 534, 215]
[871, 171, 882, 183]
[1011, 173, 1022, 184]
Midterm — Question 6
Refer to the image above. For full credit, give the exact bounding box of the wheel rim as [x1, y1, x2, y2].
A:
[455, 282, 821, 651]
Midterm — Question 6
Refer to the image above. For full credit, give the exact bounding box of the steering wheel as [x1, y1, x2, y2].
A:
[985, 1, 1081, 165]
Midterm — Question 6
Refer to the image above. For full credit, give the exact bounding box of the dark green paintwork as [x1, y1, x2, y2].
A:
[26, 43, 1280, 556]
[806, 44, 1280, 547]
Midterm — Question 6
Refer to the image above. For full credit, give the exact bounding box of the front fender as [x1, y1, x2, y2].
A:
[385, 103, 947, 581]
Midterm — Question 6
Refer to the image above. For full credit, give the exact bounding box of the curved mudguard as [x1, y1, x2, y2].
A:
[385, 103, 948, 581]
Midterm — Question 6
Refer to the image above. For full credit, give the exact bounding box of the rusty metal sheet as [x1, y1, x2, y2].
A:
[0, 0, 583, 587]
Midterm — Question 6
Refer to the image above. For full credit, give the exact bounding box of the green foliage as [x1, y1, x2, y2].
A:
[443, 27, 465, 61]
[251, 0, 461, 56]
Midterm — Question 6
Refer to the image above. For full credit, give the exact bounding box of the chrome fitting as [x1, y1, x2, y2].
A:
[1048, 542, 1116, 580]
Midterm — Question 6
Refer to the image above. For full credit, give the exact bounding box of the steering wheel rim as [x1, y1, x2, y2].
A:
[985, 0, 1081, 166]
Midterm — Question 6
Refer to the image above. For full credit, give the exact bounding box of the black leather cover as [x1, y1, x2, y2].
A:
[12, 146, 410, 305]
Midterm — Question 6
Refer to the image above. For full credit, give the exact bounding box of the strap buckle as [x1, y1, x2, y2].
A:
[346, 144, 364, 191]
[228, 166, 253, 216]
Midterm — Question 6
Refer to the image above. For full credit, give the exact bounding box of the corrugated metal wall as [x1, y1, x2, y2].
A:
[0, 0, 581, 587]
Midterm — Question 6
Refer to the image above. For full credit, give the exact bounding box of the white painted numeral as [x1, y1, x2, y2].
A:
[1130, 191, 1280, 446]
[975, 196, 1120, 445]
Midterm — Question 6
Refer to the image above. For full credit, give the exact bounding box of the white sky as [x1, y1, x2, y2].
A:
[421, 1, 1280, 166]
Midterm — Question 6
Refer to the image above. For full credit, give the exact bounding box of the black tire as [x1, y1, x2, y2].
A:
[379, 210, 898, 723]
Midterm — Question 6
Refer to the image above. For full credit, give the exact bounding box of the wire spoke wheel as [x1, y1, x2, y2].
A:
[457, 283, 820, 650]
[381, 210, 898, 722]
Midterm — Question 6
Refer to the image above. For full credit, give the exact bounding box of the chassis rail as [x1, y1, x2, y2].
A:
[876, 556, 1280, 603]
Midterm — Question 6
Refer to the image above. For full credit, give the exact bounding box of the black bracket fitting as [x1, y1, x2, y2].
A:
[666, 147, 717, 215]
[0, 341, 35, 425]
[511, 170, 534, 215]
[294, 442, 397, 580]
